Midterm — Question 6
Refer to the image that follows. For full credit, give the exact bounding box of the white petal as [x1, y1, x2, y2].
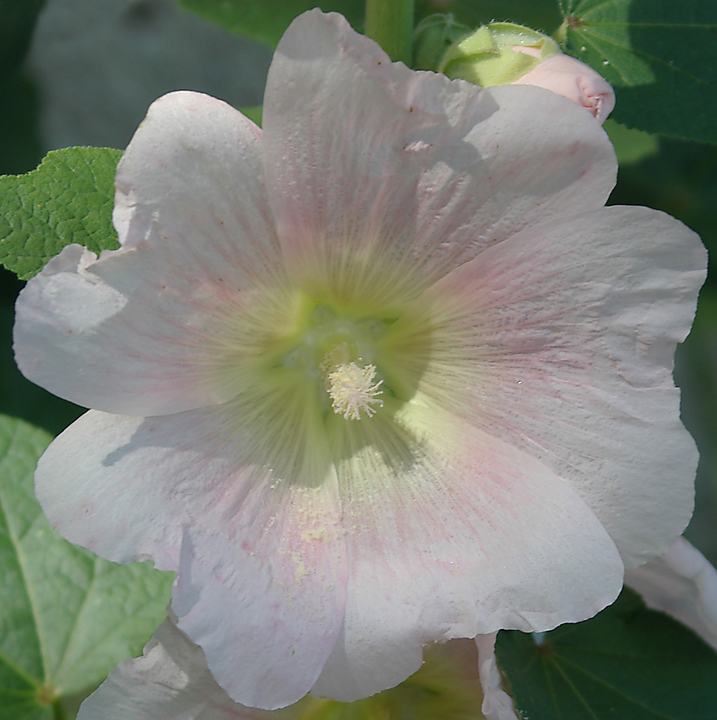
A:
[15, 91, 288, 416]
[35, 405, 347, 709]
[311, 404, 623, 701]
[625, 537, 717, 651]
[263, 11, 617, 308]
[404, 205, 705, 567]
[78, 619, 283, 720]
[474, 633, 519, 720]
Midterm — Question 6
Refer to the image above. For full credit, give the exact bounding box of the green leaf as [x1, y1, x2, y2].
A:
[0, 147, 121, 280]
[496, 587, 717, 719]
[179, 0, 364, 48]
[603, 118, 658, 165]
[559, 0, 717, 143]
[0, 415, 173, 716]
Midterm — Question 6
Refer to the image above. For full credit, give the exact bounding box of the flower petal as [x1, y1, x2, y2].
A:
[263, 11, 617, 308]
[625, 537, 717, 651]
[15, 91, 287, 416]
[403, 205, 705, 567]
[77, 618, 282, 720]
[474, 633, 519, 720]
[310, 404, 623, 701]
[35, 405, 347, 709]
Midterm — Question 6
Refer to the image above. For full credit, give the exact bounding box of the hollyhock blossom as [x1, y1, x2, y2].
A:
[14, 8, 705, 712]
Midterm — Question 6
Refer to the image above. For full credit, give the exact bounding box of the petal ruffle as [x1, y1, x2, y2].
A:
[263, 11, 617, 309]
[77, 618, 283, 720]
[397, 205, 706, 567]
[474, 633, 519, 720]
[625, 537, 717, 650]
[15, 92, 288, 417]
[311, 403, 623, 701]
[35, 404, 347, 709]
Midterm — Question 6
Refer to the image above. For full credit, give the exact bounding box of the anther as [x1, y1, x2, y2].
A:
[324, 358, 384, 420]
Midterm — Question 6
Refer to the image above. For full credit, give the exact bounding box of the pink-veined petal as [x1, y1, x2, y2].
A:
[78, 618, 287, 720]
[396, 205, 705, 567]
[263, 10, 617, 309]
[35, 403, 347, 709]
[474, 633, 519, 720]
[78, 622, 488, 720]
[625, 537, 717, 650]
[311, 404, 623, 701]
[15, 91, 288, 416]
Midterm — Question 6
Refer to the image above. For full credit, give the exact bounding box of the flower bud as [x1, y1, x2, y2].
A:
[439, 22, 615, 123]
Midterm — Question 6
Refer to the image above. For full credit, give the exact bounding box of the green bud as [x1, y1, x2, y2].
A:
[438, 21, 561, 87]
[413, 13, 472, 71]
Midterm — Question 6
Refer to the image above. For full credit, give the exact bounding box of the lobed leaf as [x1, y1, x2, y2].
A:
[0, 147, 121, 280]
[496, 587, 717, 719]
[560, 0, 717, 143]
[0, 415, 173, 715]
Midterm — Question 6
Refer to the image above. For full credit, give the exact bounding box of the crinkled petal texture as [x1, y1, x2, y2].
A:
[397, 205, 705, 570]
[311, 403, 623, 700]
[17, 8, 706, 712]
[35, 404, 348, 710]
[262, 10, 617, 309]
[15, 91, 287, 417]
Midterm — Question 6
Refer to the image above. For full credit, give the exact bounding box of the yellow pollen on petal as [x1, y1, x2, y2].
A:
[324, 356, 384, 421]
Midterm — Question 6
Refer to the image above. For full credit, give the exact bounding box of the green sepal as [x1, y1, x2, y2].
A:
[439, 21, 560, 87]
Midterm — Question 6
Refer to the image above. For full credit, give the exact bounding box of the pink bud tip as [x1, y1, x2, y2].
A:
[512, 51, 616, 124]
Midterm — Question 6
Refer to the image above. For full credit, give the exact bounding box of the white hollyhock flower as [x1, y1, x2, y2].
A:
[14, 9, 705, 711]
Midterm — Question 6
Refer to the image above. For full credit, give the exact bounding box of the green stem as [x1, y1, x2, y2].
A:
[365, 0, 415, 65]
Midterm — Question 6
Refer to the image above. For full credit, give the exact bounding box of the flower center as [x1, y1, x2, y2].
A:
[321, 345, 384, 420]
